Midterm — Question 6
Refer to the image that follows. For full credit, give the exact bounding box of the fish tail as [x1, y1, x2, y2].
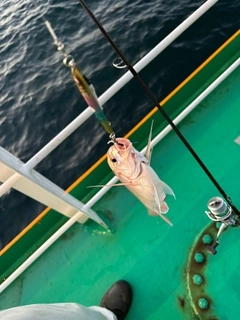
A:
[148, 209, 159, 216]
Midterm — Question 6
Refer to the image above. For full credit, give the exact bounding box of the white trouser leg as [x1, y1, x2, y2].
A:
[0, 303, 118, 320]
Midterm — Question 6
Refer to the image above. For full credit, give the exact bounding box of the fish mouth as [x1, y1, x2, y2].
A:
[114, 138, 132, 153]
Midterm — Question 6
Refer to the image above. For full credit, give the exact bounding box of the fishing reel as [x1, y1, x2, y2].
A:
[205, 196, 240, 255]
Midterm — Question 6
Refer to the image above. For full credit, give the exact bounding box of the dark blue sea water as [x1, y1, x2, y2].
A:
[0, 0, 239, 249]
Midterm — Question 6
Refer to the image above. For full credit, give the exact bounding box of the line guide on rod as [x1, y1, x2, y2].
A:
[78, 0, 239, 215]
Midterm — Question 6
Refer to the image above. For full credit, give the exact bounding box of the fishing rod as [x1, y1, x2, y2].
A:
[32, 1, 118, 143]
[78, 0, 239, 215]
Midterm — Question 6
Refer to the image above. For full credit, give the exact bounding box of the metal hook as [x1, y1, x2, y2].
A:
[112, 58, 127, 69]
[108, 133, 117, 144]
[108, 133, 124, 146]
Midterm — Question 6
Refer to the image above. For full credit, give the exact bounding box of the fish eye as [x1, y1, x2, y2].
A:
[111, 158, 117, 163]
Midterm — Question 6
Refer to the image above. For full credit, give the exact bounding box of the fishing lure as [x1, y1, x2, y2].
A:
[45, 21, 115, 139]
[68, 58, 114, 136]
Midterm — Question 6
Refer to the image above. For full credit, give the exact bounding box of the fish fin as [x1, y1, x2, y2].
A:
[148, 209, 159, 216]
[87, 182, 137, 188]
[158, 213, 173, 226]
[160, 181, 176, 199]
[147, 208, 172, 225]
[153, 185, 161, 210]
[148, 209, 173, 226]
[152, 186, 173, 226]
[145, 120, 154, 163]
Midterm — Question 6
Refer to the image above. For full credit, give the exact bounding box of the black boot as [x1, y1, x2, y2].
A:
[100, 280, 132, 320]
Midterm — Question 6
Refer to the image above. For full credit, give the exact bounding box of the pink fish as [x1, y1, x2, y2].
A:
[106, 124, 175, 225]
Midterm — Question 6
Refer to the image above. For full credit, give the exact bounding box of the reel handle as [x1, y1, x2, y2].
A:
[206, 240, 220, 255]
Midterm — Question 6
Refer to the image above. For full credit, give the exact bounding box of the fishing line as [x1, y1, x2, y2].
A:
[78, 0, 239, 214]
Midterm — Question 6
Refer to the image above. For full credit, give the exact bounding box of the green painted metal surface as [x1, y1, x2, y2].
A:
[0, 58, 240, 319]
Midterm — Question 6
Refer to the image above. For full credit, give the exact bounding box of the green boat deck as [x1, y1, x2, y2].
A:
[0, 33, 240, 319]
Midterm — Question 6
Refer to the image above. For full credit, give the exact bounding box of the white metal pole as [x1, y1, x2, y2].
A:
[0, 57, 238, 294]
[0, 173, 21, 196]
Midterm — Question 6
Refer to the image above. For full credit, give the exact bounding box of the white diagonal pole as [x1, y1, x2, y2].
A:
[0, 147, 107, 227]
